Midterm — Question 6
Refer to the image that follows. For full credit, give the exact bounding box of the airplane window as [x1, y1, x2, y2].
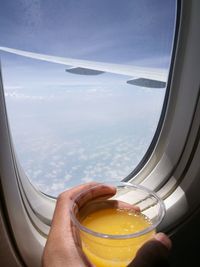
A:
[0, 0, 176, 196]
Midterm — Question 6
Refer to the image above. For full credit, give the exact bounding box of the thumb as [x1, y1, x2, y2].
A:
[128, 233, 172, 267]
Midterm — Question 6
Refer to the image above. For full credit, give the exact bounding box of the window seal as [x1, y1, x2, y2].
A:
[124, 0, 181, 182]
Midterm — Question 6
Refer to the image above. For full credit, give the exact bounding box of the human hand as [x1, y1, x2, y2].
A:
[42, 182, 116, 267]
[128, 232, 172, 267]
[42, 183, 171, 267]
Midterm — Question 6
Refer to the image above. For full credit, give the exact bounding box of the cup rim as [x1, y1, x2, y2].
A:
[70, 182, 166, 239]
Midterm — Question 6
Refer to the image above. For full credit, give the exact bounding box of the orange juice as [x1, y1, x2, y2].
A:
[80, 207, 154, 267]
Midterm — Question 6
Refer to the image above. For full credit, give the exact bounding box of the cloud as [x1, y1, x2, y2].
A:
[8, 83, 163, 197]
[47, 181, 66, 194]
[4, 86, 24, 91]
[64, 174, 72, 182]
[81, 176, 95, 183]
[5, 91, 47, 101]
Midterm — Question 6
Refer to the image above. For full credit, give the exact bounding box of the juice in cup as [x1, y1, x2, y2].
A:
[80, 207, 155, 267]
[70, 182, 165, 267]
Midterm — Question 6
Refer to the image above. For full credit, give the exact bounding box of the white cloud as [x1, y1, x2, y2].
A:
[79, 154, 88, 161]
[81, 176, 95, 183]
[37, 180, 68, 196]
[4, 91, 47, 101]
[4, 86, 24, 91]
[64, 174, 72, 182]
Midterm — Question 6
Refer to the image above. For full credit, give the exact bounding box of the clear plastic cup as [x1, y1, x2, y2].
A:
[70, 182, 165, 267]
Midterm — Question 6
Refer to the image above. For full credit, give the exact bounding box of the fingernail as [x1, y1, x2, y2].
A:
[154, 232, 172, 250]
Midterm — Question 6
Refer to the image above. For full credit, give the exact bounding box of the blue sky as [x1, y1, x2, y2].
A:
[0, 0, 176, 65]
[0, 1, 176, 195]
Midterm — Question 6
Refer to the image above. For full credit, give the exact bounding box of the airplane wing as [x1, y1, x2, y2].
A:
[0, 46, 167, 88]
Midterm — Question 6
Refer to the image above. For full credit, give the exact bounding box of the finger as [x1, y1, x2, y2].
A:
[51, 183, 100, 228]
[128, 235, 171, 267]
[74, 184, 117, 209]
[52, 183, 116, 232]
[154, 232, 172, 250]
[66, 182, 100, 200]
[115, 200, 140, 212]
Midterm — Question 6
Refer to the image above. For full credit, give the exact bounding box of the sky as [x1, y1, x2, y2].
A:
[0, 0, 176, 196]
[0, 0, 176, 63]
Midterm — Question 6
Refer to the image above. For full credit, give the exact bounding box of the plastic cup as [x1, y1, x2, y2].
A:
[70, 182, 165, 267]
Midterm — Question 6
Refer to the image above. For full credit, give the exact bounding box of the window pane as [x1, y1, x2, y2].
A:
[1, 0, 176, 196]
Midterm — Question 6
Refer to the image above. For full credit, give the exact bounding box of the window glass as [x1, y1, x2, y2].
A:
[0, 0, 176, 196]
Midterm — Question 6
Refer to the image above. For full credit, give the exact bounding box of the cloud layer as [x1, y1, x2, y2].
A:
[4, 83, 164, 196]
